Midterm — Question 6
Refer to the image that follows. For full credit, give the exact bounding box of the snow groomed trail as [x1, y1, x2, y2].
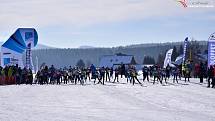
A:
[0, 78, 215, 121]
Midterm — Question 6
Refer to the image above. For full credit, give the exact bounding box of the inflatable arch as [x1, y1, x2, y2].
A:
[1, 28, 38, 68]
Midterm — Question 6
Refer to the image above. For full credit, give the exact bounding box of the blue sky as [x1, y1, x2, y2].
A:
[0, 0, 214, 48]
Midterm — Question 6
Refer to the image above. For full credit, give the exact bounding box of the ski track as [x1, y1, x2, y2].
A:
[0, 78, 215, 121]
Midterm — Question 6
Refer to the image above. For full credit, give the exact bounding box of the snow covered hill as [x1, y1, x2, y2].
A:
[0, 78, 215, 121]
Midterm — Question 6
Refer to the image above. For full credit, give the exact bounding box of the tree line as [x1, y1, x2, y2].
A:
[31, 41, 207, 68]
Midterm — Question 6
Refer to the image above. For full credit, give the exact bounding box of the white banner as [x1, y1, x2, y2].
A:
[163, 49, 173, 68]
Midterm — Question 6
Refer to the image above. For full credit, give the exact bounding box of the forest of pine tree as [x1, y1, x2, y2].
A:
[30, 41, 207, 68]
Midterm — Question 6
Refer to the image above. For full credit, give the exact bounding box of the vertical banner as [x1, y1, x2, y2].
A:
[208, 33, 215, 67]
[163, 49, 173, 68]
[35, 56, 39, 73]
[182, 37, 189, 64]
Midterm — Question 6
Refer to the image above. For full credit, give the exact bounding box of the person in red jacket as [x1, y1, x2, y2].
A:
[194, 63, 200, 78]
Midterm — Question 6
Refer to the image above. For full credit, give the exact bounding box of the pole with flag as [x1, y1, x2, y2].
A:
[35, 56, 38, 73]
[183, 37, 189, 64]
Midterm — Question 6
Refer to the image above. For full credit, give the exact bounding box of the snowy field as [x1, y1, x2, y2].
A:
[0, 77, 215, 121]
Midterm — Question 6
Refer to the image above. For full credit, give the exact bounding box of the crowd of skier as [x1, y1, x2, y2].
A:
[0, 64, 33, 85]
[0, 62, 215, 88]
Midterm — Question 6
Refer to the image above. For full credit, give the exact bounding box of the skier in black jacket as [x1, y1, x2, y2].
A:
[199, 62, 204, 83]
[207, 65, 213, 88]
[142, 66, 149, 82]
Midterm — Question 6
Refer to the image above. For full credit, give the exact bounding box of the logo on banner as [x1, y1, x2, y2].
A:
[4, 58, 10, 65]
[177, 0, 188, 8]
[25, 32, 33, 41]
[3, 53, 11, 55]
[176, 0, 214, 8]
[209, 34, 215, 40]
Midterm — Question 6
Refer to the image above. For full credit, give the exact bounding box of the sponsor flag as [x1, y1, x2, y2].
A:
[163, 49, 173, 68]
[182, 37, 189, 63]
[208, 33, 215, 67]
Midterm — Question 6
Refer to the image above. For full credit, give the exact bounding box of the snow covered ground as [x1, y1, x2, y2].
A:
[0, 77, 215, 121]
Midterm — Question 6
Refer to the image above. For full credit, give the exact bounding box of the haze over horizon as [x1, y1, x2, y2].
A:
[0, 0, 214, 48]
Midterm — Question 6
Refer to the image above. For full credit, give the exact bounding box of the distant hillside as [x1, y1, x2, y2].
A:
[31, 41, 208, 68]
[79, 46, 95, 49]
[0, 42, 55, 50]
[33, 44, 56, 50]
[125, 41, 207, 48]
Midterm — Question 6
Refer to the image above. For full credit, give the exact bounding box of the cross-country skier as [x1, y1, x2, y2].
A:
[113, 67, 119, 83]
[207, 65, 213, 88]
[105, 67, 110, 82]
[142, 66, 149, 82]
[130, 67, 142, 86]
